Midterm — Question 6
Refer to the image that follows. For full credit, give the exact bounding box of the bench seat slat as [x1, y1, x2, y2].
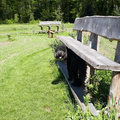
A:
[39, 21, 61, 25]
[57, 36, 120, 71]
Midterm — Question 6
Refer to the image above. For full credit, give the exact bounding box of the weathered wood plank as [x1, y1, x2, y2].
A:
[39, 21, 61, 25]
[73, 16, 120, 41]
[76, 30, 83, 43]
[57, 61, 85, 109]
[57, 36, 120, 71]
[88, 33, 99, 51]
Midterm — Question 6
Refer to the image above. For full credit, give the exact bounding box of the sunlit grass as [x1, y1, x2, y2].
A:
[0, 23, 118, 119]
[0, 25, 75, 119]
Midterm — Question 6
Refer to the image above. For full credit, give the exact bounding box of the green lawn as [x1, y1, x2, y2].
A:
[0, 23, 118, 120]
[0, 24, 75, 120]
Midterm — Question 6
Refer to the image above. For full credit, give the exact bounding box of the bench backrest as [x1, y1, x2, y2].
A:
[73, 16, 120, 41]
[72, 16, 120, 112]
[39, 21, 61, 26]
[73, 16, 120, 64]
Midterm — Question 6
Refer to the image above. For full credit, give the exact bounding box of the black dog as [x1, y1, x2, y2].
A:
[54, 45, 87, 87]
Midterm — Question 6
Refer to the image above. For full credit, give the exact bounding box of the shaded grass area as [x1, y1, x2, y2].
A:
[0, 30, 75, 119]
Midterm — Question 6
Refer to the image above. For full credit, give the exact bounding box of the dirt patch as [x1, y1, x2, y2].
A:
[0, 53, 21, 64]
[44, 107, 51, 112]
[0, 41, 11, 46]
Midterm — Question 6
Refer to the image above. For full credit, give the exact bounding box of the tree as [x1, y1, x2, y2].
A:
[56, 5, 63, 21]
[14, 13, 19, 23]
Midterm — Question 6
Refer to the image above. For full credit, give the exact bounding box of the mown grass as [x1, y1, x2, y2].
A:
[0, 23, 118, 119]
[0, 24, 76, 120]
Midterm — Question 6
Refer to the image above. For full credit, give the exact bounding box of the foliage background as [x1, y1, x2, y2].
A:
[0, 0, 120, 24]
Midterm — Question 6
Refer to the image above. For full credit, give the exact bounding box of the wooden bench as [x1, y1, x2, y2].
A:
[56, 16, 120, 115]
[39, 21, 61, 33]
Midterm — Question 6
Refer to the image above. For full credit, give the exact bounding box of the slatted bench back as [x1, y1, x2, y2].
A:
[73, 16, 120, 41]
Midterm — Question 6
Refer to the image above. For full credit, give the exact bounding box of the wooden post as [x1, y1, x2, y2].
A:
[56, 25, 59, 33]
[86, 33, 99, 83]
[39, 25, 43, 31]
[109, 41, 120, 111]
[48, 30, 51, 38]
[76, 30, 83, 43]
[52, 32, 55, 38]
[47, 25, 51, 30]
[88, 33, 99, 51]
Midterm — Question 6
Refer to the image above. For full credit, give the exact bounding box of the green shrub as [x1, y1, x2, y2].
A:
[86, 70, 112, 109]
[68, 32, 76, 39]
[66, 95, 120, 120]
[29, 19, 40, 24]
[4, 19, 15, 24]
[49, 38, 63, 53]
[7, 34, 17, 42]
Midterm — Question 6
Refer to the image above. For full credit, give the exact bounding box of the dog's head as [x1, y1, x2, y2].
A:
[54, 45, 67, 60]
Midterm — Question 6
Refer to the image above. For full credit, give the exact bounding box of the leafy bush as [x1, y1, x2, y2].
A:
[68, 32, 76, 39]
[4, 19, 15, 24]
[0, 20, 3, 24]
[86, 70, 112, 109]
[66, 95, 120, 120]
[7, 34, 17, 42]
[49, 38, 63, 53]
[29, 19, 40, 24]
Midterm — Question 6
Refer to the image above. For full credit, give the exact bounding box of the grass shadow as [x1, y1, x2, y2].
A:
[50, 59, 77, 105]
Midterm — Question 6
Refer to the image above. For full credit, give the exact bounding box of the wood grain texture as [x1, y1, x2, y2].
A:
[73, 16, 120, 41]
[57, 36, 120, 71]
[76, 30, 83, 43]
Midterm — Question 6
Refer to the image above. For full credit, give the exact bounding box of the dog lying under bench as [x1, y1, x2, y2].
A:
[54, 44, 87, 87]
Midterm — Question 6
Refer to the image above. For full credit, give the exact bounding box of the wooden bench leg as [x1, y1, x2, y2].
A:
[51, 33, 55, 38]
[109, 72, 120, 111]
[41, 26, 43, 31]
[39, 26, 43, 33]
[56, 25, 59, 33]
[48, 31, 51, 38]
[109, 41, 120, 112]
[85, 65, 95, 85]
[47, 25, 51, 31]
